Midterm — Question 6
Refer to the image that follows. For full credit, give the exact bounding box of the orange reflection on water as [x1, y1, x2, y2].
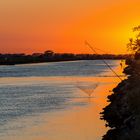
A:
[3, 77, 119, 140]
[1, 61, 126, 140]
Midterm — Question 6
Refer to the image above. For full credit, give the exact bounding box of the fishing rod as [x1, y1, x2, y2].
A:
[85, 41, 122, 81]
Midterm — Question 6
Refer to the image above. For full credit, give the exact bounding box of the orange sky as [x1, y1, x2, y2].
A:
[0, 0, 140, 54]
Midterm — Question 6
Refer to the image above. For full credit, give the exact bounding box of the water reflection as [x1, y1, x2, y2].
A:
[0, 60, 124, 140]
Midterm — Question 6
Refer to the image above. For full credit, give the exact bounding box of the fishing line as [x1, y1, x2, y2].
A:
[85, 41, 122, 81]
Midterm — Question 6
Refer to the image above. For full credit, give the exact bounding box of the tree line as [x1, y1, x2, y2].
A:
[0, 50, 129, 65]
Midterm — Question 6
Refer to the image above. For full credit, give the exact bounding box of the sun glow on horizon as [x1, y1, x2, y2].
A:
[0, 0, 140, 54]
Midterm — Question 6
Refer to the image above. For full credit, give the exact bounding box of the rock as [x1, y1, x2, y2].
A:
[101, 59, 140, 140]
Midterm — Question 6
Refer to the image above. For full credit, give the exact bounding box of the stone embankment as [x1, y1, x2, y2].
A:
[101, 58, 140, 140]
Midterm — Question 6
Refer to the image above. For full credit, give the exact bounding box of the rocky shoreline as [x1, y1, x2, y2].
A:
[101, 58, 140, 140]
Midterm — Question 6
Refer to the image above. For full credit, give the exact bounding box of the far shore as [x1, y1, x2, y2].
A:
[0, 51, 128, 65]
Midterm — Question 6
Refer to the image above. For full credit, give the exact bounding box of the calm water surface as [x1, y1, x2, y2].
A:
[0, 60, 124, 140]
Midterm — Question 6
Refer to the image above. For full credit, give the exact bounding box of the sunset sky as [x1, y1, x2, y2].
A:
[0, 0, 140, 54]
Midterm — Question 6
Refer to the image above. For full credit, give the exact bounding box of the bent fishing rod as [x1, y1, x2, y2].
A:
[85, 41, 122, 81]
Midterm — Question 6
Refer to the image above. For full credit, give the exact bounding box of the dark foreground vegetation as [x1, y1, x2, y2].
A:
[101, 26, 140, 140]
[0, 50, 128, 65]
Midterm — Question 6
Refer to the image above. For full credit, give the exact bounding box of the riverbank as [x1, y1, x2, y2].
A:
[101, 59, 140, 140]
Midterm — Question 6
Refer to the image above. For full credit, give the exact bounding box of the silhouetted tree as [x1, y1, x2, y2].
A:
[127, 26, 140, 59]
[44, 50, 54, 56]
